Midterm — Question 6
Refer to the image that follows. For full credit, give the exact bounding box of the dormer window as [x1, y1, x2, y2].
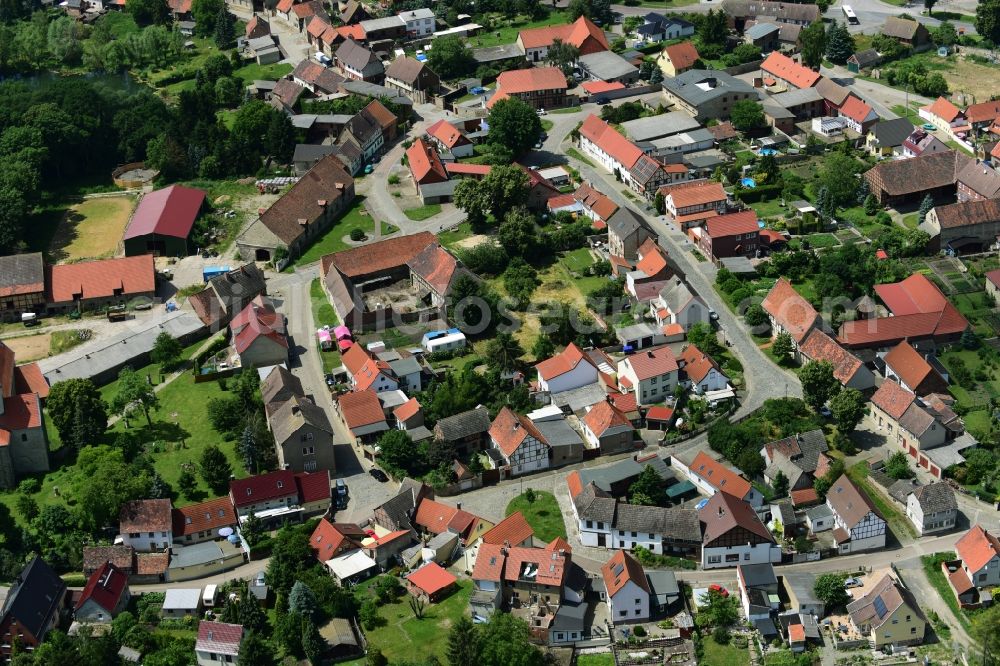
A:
[246, 488, 252, 496]
[277, 481, 284, 489]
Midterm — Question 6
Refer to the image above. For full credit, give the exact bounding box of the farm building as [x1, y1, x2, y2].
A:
[123, 185, 207, 257]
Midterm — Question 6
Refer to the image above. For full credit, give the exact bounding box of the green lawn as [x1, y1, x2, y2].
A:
[549, 107, 582, 114]
[565, 147, 595, 167]
[900, 213, 919, 229]
[701, 636, 750, 666]
[466, 11, 570, 49]
[439, 222, 474, 249]
[403, 204, 442, 221]
[750, 199, 786, 219]
[540, 119, 554, 132]
[99, 337, 209, 405]
[506, 490, 565, 543]
[310, 278, 342, 374]
[921, 553, 972, 630]
[287, 197, 400, 269]
[349, 578, 473, 664]
[577, 654, 615, 666]
[560, 247, 596, 273]
[232, 62, 293, 84]
[847, 462, 917, 540]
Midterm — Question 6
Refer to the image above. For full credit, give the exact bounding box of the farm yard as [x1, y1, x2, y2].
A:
[4, 330, 92, 362]
[47, 195, 136, 262]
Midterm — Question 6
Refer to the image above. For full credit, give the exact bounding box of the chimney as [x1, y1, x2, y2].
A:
[456, 502, 462, 510]
[717, 506, 724, 516]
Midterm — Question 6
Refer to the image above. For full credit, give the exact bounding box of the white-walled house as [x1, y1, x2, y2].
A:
[489, 407, 550, 476]
[677, 451, 763, 508]
[118, 500, 173, 552]
[535, 342, 600, 394]
[954, 525, 1000, 590]
[905, 482, 957, 536]
[677, 345, 729, 394]
[698, 491, 780, 569]
[826, 475, 886, 554]
[195, 621, 244, 666]
[650, 278, 710, 333]
[601, 550, 651, 624]
[616, 347, 678, 406]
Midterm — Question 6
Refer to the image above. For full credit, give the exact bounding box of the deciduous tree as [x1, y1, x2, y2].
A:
[830, 387, 865, 432]
[800, 360, 839, 412]
[730, 99, 764, 132]
[111, 366, 158, 426]
[813, 573, 849, 610]
[46, 378, 107, 451]
[487, 98, 542, 156]
[799, 20, 826, 68]
[975, 0, 1000, 44]
[150, 332, 183, 371]
[428, 35, 475, 80]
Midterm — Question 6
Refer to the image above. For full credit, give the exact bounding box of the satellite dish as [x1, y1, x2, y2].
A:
[218, 527, 234, 537]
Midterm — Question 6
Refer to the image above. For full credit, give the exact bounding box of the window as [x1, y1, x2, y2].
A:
[631, 532, 637, 538]
[635, 598, 641, 605]
[619, 610, 627, 617]
[708, 555, 721, 563]
[586, 520, 593, 529]
[148, 532, 154, 538]
[743, 553, 750, 560]
[649, 533, 654, 539]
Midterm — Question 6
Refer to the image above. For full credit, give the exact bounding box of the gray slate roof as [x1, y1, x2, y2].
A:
[534, 418, 584, 449]
[911, 481, 957, 513]
[1, 557, 65, 640]
[579, 50, 639, 81]
[871, 117, 914, 147]
[745, 22, 779, 39]
[614, 504, 701, 541]
[573, 482, 617, 523]
[740, 563, 777, 588]
[270, 395, 333, 444]
[663, 70, 758, 108]
[0, 252, 43, 294]
[606, 206, 647, 238]
[621, 112, 701, 142]
[577, 455, 672, 492]
[434, 406, 491, 441]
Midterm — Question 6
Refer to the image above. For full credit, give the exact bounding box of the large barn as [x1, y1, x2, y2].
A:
[123, 184, 206, 257]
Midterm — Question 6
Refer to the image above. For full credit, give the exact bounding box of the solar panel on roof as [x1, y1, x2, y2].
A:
[873, 596, 888, 619]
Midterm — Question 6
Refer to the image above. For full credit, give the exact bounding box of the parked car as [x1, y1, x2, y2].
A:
[819, 406, 832, 418]
[595, 97, 610, 105]
[844, 577, 863, 589]
[369, 468, 389, 482]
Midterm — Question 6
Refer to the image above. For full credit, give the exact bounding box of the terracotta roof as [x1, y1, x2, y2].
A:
[46, 255, 155, 304]
[621, 346, 678, 381]
[295, 470, 331, 504]
[788, 624, 805, 642]
[413, 498, 460, 534]
[230, 470, 298, 508]
[761, 277, 818, 343]
[790, 487, 820, 507]
[83, 545, 134, 573]
[338, 389, 386, 430]
[601, 549, 650, 597]
[965, 100, 1000, 124]
[76, 561, 129, 614]
[407, 562, 456, 596]
[490, 407, 547, 457]
[406, 138, 449, 184]
[171, 497, 237, 539]
[14, 363, 48, 400]
[119, 499, 172, 533]
[988, 269, 1000, 291]
[949, 566, 974, 595]
[503, 545, 566, 586]
[579, 114, 643, 169]
[336, 24, 366, 40]
[761, 52, 820, 89]
[472, 542, 506, 581]
[661, 179, 728, 209]
[927, 96, 961, 122]
[393, 397, 421, 422]
[230, 296, 287, 355]
[480, 511, 534, 546]
[196, 622, 244, 656]
[678, 344, 722, 384]
[690, 451, 751, 499]
[518, 15, 609, 51]
[257, 154, 353, 245]
[871, 380, 915, 420]
[310, 518, 363, 560]
[445, 162, 491, 176]
[547, 193, 576, 210]
[608, 391, 638, 414]
[583, 400, 631, 437]
[883, 341, 938, 393]
[324, 230, 436, 279]
[955, 525, 1000, 573]
[581, 80, 625, 94]
[574, 182, 619, 220]
[425, 119, 470, 149]
[705, 210, 759, 238]
[839, 95, 875, 124]
[535, 342, 597, 381]
[0, 392, 41, 440]
[699, 490, 773, 544]
[545, 536, 572, 553]
[798, 329, 862, 385]
[662, 41, 700, 71]
[645, 405, 673, 422]
[134, 552, 169, 575]
[489, 66, 567, 108]
[826, 474, 880, 528]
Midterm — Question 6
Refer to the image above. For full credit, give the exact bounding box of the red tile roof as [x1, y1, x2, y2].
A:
[583, 400, 631, 436]
[518, 15, 609, 52]
[76, 561, 129, 614]
[124, 184, 205, 241]
[678, 344, 722, 384]
[580, 114, 644, 169]
[987, 269, 1000, 290]
[790, 487, 820, 507]
[425, 119, 471, 149]
[503, 546, 566, 586]
[413, 498, 459, 534]
[545, 536, 572, 553]
[956, 525, 1000, 573]
[406, 562, 456, 596]
[965, 100, 1000, 125]
[324, 231, 437, 279]
[196, 621, 244, 656]
[295, 470, 331, 504]
[0, 393, 41, 440]
[535, 342, 596, 381]
[608, 390, 638, 414]
[761, 52, 820, 89]
[839, 95, 875, 124]
[660, 179, 728, 209]
[407, 138, 449, 184]
[622, 346, 678, 381]
[489, 407, 547, 457]
[645, 405, 674, 422]
[171, 497, 237, 539]
[761, 277, 818, 343]
[870, 380, 915, 420]
[547, 193, 577, 210]
[472, 542, 506, 582]
[230, 470, 298, 508]
[14, 363, 48, 400]
[876, 273, 947, 315]
[883, 341, 938, 393]
[119, 499, 172, 533]
[338, 389, 386, 430]
[46, 255, 155, 304]
[690, 451, 751, 498]
[480, 511, 534, 546]
[699, 490, 773, 543]
[582, 80, 625, 94]
[393, 397, 421, 422]
[310, 518, 364, 560]
[798, 329, 862, 386]
[445, 162, 492, 176]
[488, 67, 568, 109]
[230, 296, 287, 355]
[574, 182, 619, 221]
[662, 41, 700, 72]
[705, 210, 759, 238]
[635, 244, 669, 277]
[601, 549, 650, 597]
[927, 96, 961, 122]
[788, 624, 805, 642]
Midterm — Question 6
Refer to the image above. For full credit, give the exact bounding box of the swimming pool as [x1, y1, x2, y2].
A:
[740, 177, 757, 188]
[759, 148, 778, 156]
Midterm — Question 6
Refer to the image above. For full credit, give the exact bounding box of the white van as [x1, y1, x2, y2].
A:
[202, 584, 218, 607]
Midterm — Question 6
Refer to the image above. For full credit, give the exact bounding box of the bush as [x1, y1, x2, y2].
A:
[387, 174, 400, 185]
[712, 626, 730, 644]
[633, 625, 647, 637]
[350, 228, 365, 241]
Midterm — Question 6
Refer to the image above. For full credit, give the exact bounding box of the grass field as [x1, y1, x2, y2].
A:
[466, 11, 570, 49]
[232, 62, 293, 83]
[288, 197, 400, 269]
[49, 195, 135, 262]
[550, 107, 582, 114]
[310, 278, 342, 374]
[921, 552, 972, 630]
[438, 222, 474, 249]
[347, 578, 473, 664]
[565, 147, 595, 167]
[506, 490, 564, 543]
[577, 654, 615, 666]
[847, 461, 917, 540]
[884, 51, 1000, 103]
[403, 204, 442, 221]
[701, 636, 750, 666]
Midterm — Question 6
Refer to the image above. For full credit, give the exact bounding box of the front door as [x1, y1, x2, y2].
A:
[598, 533, 606, 547]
